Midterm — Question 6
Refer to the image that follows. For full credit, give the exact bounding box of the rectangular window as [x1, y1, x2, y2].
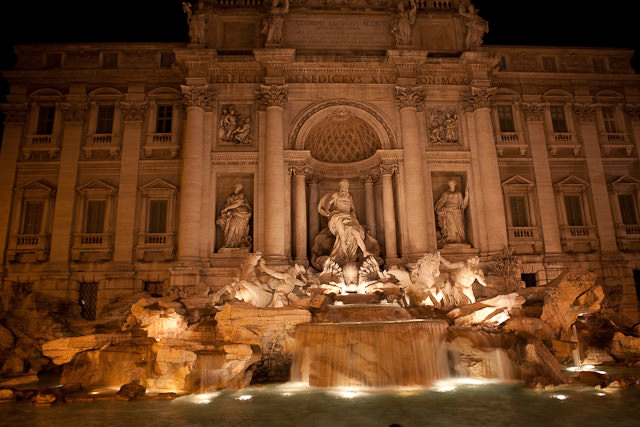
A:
[155, 105, 173, 133]
[521, 273, 537, 288]
[550, 106, 569, 133]
[160, 52, 175, 67]
[144, 281, 164, 298]
[79, 282, 98, 321]
[95, 105, 115, 134]
[509, 196, 529, 227]
[21, 201, 44, 234]
[85, 200, 106, 233]
[593, 58, 607, 72]
[102, 53, 118, 69]
[45, 53, 61, 68]
[618, 194, 638, 225]
[602, 107, 618, 133]
[148, 200, 168, 233]
[497, 105, 516, 132]
[633, 270, 640, 303]
[542, 56, 557, 72]
[36, 106, 56, 135]
[564, 195, 584, 226]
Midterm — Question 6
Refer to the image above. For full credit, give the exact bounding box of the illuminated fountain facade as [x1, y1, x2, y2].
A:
[1, 0, 640, 398]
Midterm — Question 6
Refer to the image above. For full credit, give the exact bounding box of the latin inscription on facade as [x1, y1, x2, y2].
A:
[285, 15, 392, 49]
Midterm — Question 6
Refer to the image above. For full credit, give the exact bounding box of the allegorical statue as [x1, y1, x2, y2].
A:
[391, 0, 417, 46]
[435, 179, 469, 246]
[183, 1, 207, 45]
[261, 0, 289, 46]
[459, 4, 488, 50]
[216, 184, 252, 249]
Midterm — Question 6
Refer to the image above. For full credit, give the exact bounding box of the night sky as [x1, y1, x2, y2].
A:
[0, 1, 638, 85]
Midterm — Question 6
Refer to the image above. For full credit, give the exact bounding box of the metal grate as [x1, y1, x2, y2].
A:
[79, 282, 99, 320]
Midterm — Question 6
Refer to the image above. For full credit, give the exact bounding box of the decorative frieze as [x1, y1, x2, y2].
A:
[574, 103, 597, 122]
[461, 87, 495, 112]
[59, 102, 88, 122]
[427, 108, 459, 145]
[520, 103, 545, 122]
[256, 84, 288, 109]
[395, 86, 424, 110]
[626, 104, 640, 122]
[119, 101, 148, 122]
[181, 85, 214, 111]
[1, 103, 29, 124]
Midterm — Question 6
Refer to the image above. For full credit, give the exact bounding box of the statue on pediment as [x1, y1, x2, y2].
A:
[391, 0, 417, 46]
[262, 0, 290, 46]
[459, 4, 488, 50]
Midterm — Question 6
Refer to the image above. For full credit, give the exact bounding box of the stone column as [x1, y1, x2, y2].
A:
[257, 84, 288, 262]
[291, 166, 308, 265]
[364, 175, 377, 238]
[49, 101, 87, 264]
[308, 175, 319, 245]
[177, 85, 213, 262]
[575, 104, 617, 253]
[112, 101, 147, 264]
[395, 86, 429, 258]
[380, 164, 399, 263]
[522, 103, 563, 254]
[462, 88, 508, 252]
[0, 104, 28, 264]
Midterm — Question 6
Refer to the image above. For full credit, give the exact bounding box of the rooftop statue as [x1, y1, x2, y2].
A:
[262, 0, 290, 46]
[391, 0, 417, 46]
[435, 179, 469, 246]
[459, 3, 488, 50]
[183, 1, 207, 45]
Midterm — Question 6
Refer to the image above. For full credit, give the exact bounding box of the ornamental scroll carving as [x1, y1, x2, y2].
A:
[181, 85, 215, 111]
[1, 103, 28, 124]
[257, 84, 288, 109]
[59, 102, 88, 122]
[428, 109, 459, 145]
[626, 104, 640, 122]
[119, 101, 148, 122]
[520, 103, 545, 122]
[395, 86, 424, 109]
[574, 104, 597, 122]
[461, 87, 495, 112]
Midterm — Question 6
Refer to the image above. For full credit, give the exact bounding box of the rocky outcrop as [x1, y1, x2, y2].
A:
[609, 332, 640, 361]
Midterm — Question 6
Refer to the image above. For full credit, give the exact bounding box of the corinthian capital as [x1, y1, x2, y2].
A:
[520, 103, 545, 122]
[288, 165, 308, 176]
[1, 103, 29, 124]
[181, 85, 215, 110]
[257, 84, 288, 109]
[573, 103, 597, 122]
[59, 102, 88, 122]
[379, 163, 398, 176]
[395, 86, 424, 110]
[626, 104, 640, 122]
[461, 87, 496, 112]
[119, 101, 148, 122]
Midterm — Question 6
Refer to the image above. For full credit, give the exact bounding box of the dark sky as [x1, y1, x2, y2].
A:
[0, 1, 638, 72]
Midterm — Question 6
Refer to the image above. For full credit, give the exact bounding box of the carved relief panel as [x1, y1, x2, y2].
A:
[427, 108, 460, 146]
[216, 103, 255, 148]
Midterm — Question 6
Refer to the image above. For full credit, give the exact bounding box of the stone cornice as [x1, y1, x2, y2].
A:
[395, 86, 425, 110]
[181, 85, 215, 111]
[461, 87, 496, 112]
[256, 84, 288, 109]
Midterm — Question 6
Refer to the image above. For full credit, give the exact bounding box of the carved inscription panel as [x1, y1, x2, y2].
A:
[285, 14, 392, 49]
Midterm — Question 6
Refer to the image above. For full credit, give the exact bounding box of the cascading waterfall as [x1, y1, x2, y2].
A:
[290, 319, 449, 387]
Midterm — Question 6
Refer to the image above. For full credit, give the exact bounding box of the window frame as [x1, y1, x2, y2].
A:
[135, 178, 178, 261]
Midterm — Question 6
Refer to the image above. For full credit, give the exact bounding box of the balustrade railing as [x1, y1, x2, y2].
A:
[16, 234, 40, 246]
[508, 227, 540, 240]
[560, 225, 595, 239]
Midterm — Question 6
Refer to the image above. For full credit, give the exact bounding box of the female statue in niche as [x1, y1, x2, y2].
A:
[216, 183, 252, 249]
[435, 179, 469, 246]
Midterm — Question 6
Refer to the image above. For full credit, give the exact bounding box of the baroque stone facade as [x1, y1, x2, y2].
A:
[1, 1, 640, 321]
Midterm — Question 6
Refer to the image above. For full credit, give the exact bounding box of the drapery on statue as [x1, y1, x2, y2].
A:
[459, 4, 488, 50]
[391, 0, 417, 46]
[182, 1, 207, 45]
[261, 0, 290, 46]
[435, 179, 469, 246]
[216, 184, 252, 248]
[317, 179, 373, 266]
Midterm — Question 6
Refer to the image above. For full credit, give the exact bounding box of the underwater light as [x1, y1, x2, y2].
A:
[552, 394, 568, 400]
[236, 394, 253, 401]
